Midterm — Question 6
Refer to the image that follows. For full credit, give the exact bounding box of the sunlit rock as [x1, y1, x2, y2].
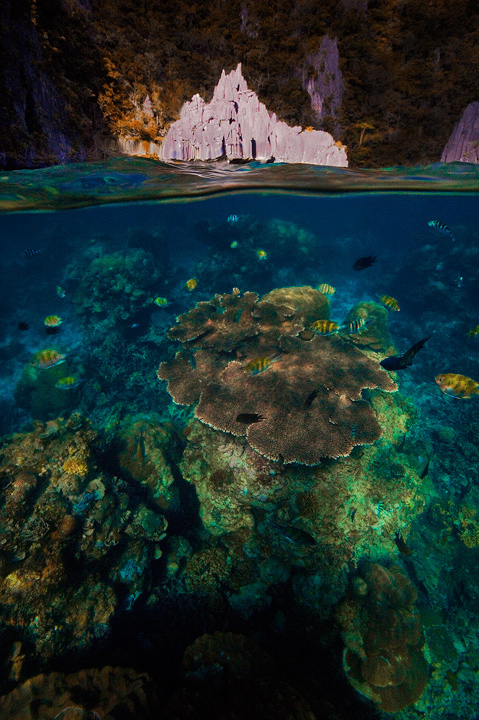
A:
[160, 64, 348, 166]
[441, 102, 479, 163]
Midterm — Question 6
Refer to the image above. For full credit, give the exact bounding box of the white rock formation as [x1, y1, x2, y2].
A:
[441, 102, 479, 163]
[160, 64, 348, 166]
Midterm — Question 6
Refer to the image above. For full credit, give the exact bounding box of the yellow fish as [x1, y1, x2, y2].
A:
[30, 349, 66, 369]
[44, 315, 62, 327]
[318, 283, 336, 295]
[230, 241, 238, 249]
[184, 278, 197, 291]
[154, 296, 168, 307]
[55, 376, 82, 390]
[310, 319, 339, 335]
[256, 249, 267, 260]
[379, 295, 400, 311]
[244, 355, 280, 375]
[435, 373, 479, 399]
[466, 325, 479, 338]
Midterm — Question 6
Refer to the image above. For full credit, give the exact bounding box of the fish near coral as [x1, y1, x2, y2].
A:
[353, 255, 376, 271]
[30, 349, 67, 369]
[420, 458, 430, 479]
[154, 296, 168, 307]
[466, 324, 479, 338]
[55, 376, 82, 390]
[135, 434, 146, 464]
[379, 295, 400, 311]
[44, 315, 62, 327]
[184, 278, 197, 291]
[318, 283, 335, 295]
[244, 355, 280, 375]
[304, 388, 319, 408]
[380, 336, 431, 371]
[256, 249, 268, 260]
[342, 316, 371, 334]
[236, 413, 265, 424]
[394, 531, 412, 556]
[428, 219, 455, 242]
[435, 373, 479, 399]
[310, 319, 339, 335]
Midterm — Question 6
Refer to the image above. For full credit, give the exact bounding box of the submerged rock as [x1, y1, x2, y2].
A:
[160, 64, 347, 166]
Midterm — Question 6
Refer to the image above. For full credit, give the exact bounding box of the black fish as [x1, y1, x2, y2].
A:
[18, 321, 29, 331]
[23, 248, 44, 258]
[236, 412, 265, 424]
[304, 388, 319, 408]
[394, 531, 412, 556]
[380, 335, 431, 371]
[420, 458, 430, 479]
[353, 255, 377, 271]
[271, 521, 317, 546]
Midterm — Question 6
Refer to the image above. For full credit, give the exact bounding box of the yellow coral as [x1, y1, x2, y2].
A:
[459, 523, 479, 548]
[62, 457, 88, 476]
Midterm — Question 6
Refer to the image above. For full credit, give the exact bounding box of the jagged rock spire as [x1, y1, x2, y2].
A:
[161, 64, 347, 166]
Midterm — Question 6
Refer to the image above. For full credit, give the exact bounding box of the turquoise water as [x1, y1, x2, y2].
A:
[1, 160, 479, 719]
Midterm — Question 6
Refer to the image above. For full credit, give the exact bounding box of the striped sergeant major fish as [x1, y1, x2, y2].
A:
[23, 248, 44, 258]
[342, 316, 371, 334]
[428, 220, 455, 242]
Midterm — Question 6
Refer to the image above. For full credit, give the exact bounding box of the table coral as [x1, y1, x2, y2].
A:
[159, 286, 397, 465]
[178, 391, 429, 618]
[337, 562, 429, 713]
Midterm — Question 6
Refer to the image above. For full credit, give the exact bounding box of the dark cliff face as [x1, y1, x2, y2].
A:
[0, 0, 105, 169]
[2, 0, 479, 169]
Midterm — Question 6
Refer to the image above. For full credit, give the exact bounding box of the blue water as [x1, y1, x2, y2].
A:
[1, 163, 479, 719]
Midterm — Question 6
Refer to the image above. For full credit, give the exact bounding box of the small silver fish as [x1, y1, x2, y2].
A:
[227, 214, 239, 224]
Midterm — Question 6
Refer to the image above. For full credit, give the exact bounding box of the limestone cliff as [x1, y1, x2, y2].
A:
[2, 0, 479, 169]
[0, 0, 104, 169]
[441, 103, 479, 164]
[160, 65, 347, 166]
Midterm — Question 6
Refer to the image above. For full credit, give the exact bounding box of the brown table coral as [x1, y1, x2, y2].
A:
[337, 562, 429, 713]
[159, 287, 397, 465]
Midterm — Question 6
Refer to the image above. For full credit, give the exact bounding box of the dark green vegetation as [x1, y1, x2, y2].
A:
[2, 0, 479, 167]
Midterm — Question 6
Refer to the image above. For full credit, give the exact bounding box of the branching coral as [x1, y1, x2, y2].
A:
[159, 287, 396, 465]
[0, 666, 157, 720]
[337, 563, 429, 713]
[68, 248, 163, 324]
[0, 416, 168, 659]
